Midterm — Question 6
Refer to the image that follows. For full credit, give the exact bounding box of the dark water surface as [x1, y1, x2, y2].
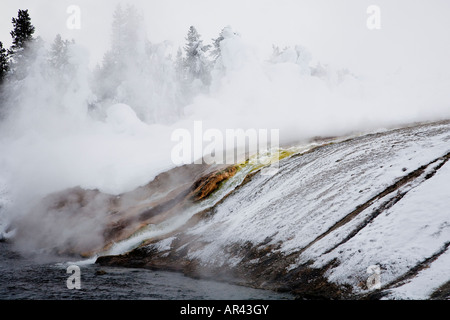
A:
[0, 242, 293, 300]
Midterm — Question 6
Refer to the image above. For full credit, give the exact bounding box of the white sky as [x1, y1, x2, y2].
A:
[1, 0, 450, 75]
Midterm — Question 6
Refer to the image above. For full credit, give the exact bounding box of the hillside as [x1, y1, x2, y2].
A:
[95, 120, 450, 300]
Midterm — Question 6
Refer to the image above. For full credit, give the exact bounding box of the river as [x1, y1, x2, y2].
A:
[0, 241, 293, 300]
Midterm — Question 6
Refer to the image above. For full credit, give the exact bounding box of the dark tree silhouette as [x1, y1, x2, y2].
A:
[8, 9, 36, 80]
[9, 9, 35, 56]
[0, 42, 9, 83]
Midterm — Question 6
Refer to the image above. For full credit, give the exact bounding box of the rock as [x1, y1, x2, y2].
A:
[97, 120, 450, 300]
[95, 269, 107, 276]
[10, 162, 230, 257]
[190, 166, 238, 201]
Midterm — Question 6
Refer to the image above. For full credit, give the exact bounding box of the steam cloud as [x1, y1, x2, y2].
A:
[0, 2, 449, 257]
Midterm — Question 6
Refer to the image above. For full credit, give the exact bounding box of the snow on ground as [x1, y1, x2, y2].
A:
[313, 160, 450, 293]
[173, 121, 450, 297]
[383, 246, 450, 300]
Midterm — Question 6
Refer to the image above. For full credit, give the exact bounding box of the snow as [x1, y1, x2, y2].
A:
[313, 161, 450, 290]
[161, 122, 450, 298]
[384, 248, 450, 300]
[2, 22, 450, 230]
[0, 9, 450, 299]
[152, 236, 175, 252]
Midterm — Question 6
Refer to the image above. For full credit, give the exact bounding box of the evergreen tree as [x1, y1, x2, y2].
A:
[111, 3, 127, 50]
[8, 9, 36, 79]
[9, 9, 35, 56]
[183, 26, 211, 85]
[93, 4, 185, 124]
[210, 28, 226, 63]
[48, 34, 72, 70]
[110, 4, 143, 67]
[0, 41, 9, 83]
[47, 34, 78, 92]
[209, 26, 238, 74]
[93, 4, 145, 102]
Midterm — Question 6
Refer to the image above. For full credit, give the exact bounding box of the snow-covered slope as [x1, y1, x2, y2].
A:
[97, 120, 450, 299]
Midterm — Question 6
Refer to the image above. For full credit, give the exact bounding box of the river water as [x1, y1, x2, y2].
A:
[0, 241, 293, 300]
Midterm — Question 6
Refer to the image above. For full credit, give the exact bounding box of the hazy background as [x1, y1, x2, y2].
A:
[1, 0, 450, 197]
[1, 0, 450, 74]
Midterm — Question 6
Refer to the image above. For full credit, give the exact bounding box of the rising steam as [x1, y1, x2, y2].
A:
[0, 3, 449, 257]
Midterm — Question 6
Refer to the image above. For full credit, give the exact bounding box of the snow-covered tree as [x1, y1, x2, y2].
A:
[183, 26, 211, 86]
[48, 34, 73, 71]
[269, 44, 312, 75]
[46, 34, 92, 109]
[210, 28, 226, 63]
[110, 4, 144, 66]
[92, 4, 185, 124]
[145, 42, 186, 122]
[92, 4, 145, 105]
[210, 26, 238, 66]
[173, 46, 190, 104]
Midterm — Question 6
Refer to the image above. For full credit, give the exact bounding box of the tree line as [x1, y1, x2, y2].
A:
[0, 6, 346, 124]
[0, 7, 235, 123]
[0, 9, 36, 83]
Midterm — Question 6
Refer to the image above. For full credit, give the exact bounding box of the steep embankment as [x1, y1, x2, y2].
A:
[97, 120, 450, 300]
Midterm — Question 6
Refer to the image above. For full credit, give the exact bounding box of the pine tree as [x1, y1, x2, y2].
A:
[8, 9, 36, 79]
[93, 4, 145, 102]
[110, 4, 143, 66]
[0, 41, 9, 83]
[47, 34, 77, 90]
[183, 26, 211, 85]
[209, 27, 238, 74]
[184, 26, 201, 78]
[9, 9, 35, 57]
[93, 4, 185, 124]
[210, 28, 226, 63]
[110, 4, 126, 62]
[48, 34, 72, 70]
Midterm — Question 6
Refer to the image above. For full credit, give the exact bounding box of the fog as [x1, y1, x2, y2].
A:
[0, 1, 449, 256]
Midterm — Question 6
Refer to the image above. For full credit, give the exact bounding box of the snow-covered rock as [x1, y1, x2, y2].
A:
[97, 120, 450, 300]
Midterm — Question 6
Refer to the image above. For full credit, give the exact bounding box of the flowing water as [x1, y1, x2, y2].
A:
[0, 241, 293, 300]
